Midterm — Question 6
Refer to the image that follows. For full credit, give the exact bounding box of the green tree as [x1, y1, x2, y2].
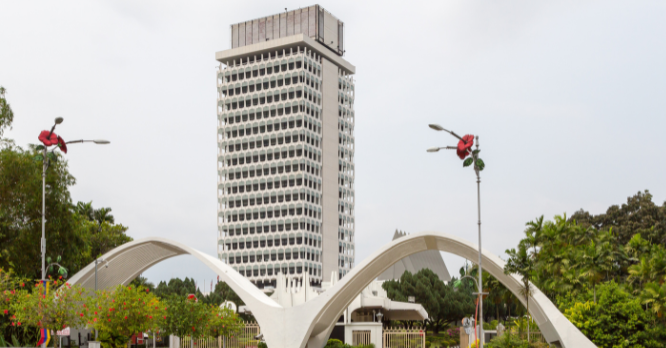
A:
[160, 294, 242, 348]
[0, 86, 14, 139]
[130, 276, 155, 292]
[642, 282, 666, 322]
[564, 282, 664, 347]
[504, 243, 535, 342]
[0, 145, 84, 278]
[85, 285, 164, 347]
[10, 279, 88, 348]
[382, 269, 474, 334]
[0, 145, 132, 279]
[570, 190, 666, 245]
[202, 281, 244, 308]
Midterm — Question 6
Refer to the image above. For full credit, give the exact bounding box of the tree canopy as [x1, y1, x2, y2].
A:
[504, 191, 666, 346]
[382, 269, 475, 334]
[0, 85, 133, 345]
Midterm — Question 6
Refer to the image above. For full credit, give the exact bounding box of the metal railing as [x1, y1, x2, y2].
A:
[382, 327, 425, 348]
[177, 322, 260, 348]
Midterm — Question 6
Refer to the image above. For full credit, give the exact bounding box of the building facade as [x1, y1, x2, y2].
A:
[216, 6, 356, 289]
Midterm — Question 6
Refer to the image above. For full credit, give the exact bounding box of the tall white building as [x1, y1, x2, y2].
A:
[216, 5, 356, 289]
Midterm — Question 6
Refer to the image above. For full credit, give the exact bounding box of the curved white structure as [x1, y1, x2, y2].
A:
[68, 233, 596, 348]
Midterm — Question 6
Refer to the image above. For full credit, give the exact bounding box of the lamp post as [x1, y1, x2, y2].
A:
[428, 124, 486, 346]
[38, 117, 110, 282]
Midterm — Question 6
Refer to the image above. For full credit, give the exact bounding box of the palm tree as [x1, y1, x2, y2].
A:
[130, 275, 155, 291]
[76, 201, 95, 221]
[523, 215, 544, 258]
[94, 207, 114, 231]
[642, 282, 666, 321]
[504, 243, 535, 342]
[580, 239, 612, 303]
[484, 274, 506, 323]
[628, 257, 653, 288]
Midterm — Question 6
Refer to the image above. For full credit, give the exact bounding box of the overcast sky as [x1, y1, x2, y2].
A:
[1, 0, 665, 291]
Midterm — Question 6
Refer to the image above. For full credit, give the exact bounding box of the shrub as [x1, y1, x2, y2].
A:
[564, 282, 665, 348]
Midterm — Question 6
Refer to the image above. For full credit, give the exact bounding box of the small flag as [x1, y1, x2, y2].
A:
[37, 328, 51, 346]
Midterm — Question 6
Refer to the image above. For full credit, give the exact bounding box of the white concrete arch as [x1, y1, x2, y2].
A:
[66, 238, 283, 341]
[68, 233, 596, 348]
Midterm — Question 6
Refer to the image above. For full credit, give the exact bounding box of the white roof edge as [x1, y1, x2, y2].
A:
[215, 33, 356, 75]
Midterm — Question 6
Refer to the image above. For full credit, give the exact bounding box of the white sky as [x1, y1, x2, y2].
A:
[1, 0, 665, 290]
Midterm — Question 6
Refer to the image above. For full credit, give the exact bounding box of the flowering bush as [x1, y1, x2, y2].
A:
[0, 268, 23, 316]
[84, 285, 163, 344]
[9, 279, 87, 348]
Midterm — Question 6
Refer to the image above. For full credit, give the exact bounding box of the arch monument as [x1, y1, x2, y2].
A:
[67, 232, 597, 348]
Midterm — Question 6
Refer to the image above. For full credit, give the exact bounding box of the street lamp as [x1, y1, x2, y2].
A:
[428, 123, 487, 346]
[37, 117, 110, 283]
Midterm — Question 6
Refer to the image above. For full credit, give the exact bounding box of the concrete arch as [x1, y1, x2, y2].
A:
[295, 231, 596, 348]
[68, 233, 596, 348]
[66, 238, 283, 341]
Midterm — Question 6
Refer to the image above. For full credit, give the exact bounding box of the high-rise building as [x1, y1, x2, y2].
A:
[215, 5, 356, 289]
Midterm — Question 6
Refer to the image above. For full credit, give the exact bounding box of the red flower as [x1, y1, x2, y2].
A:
[59, 276, 63, 280]
[456, 134, 474, 160]
[17, 322, 21, 326]
[3, 310, 7, 315]
[20, 283, 24, 287]
[108, 319, 111, 322]
[57, 136, 67, 154]
[80, 313, 84, 317]
[38, 131, 58, 146]
[124, 316, 128, 320]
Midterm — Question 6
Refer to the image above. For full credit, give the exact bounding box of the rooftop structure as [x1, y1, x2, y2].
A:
[378, 230, 452, 282]
[229, 5, 345, 56]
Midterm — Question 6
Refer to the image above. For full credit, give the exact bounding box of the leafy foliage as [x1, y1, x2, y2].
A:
[153, 277, 244, 308]
[0, 144, 131, 279]
[9, 279, 88, 347]
[564, 282, 664, 347]
[570, 190, 666, 246]
[160, 295, 242, 339]
[504, 191, 666, 346]
[382, 269, 474, 334]
[84, 285, 163, 342]
[0, 86, 14, 138]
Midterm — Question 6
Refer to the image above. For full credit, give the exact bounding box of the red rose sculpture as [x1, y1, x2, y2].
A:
[57, 136, 67, 153]
[456, 134, 474, 159]
[38, 131, 58, 146]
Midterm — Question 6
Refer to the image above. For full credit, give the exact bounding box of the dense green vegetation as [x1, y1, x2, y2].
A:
[382, 269, 475, 334]
[502, 191, 666, 347]
[0, 86, 133, 345]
